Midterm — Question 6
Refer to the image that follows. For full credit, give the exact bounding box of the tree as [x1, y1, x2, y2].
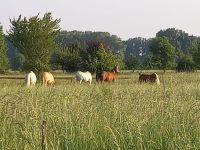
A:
[156, 28, 198, 53]
[149, 37, 176, 70]
[124, 37, 150, 63]
[0, 24, 9, 73]
[13, 53, 25, 70]
[80, 41, 123, 73]
[125, 53, 140, 70]
[142, 55, 154, 69]
[56, 31, 126, 59]
[51, 43, 81, 72]
[7, 12, 60, 76]
[190, 43, 200, 69]
[176, 53, 195, 72]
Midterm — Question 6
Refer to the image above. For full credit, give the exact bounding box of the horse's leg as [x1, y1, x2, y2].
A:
[79, 80, 82, 84]
[89, 79, 92, 85]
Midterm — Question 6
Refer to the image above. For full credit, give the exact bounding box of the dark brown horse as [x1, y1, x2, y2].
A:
[96, 66, 120, 82]
[139, 73, 160, 85]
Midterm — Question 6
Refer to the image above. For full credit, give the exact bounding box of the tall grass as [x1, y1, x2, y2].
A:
[0, 72, 200, 149]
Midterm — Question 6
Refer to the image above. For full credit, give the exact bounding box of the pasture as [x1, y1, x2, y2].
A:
[0, 71, 200, 149]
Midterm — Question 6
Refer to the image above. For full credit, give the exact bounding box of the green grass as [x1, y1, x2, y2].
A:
[0, 72, 200, 149]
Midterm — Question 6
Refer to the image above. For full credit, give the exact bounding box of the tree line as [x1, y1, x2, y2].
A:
[0, 12, 200, 75]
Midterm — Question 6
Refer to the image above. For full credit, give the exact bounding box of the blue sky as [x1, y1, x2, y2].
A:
[0, 0, 199, 40]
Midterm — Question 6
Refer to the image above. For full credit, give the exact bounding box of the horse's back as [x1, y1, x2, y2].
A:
[75, 71, 92, 82]
[25, 71, 37, 86]
[96, 71, 116, 82]
[43, 72, 55, 85]
[139, 73, 160, 84]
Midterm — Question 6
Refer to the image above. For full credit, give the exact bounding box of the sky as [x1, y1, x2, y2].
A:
[0, 0, 200, 40]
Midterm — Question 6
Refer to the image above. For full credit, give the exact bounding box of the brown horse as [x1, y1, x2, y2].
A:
[96, 66, 120, 82]
[42, 72, 55, 86]
[139, 72, 160, 85]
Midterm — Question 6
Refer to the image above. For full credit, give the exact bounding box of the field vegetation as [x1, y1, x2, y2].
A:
[0, 71, 200, 149]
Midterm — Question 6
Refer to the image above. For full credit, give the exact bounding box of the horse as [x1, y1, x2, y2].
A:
[96, 65, 120, 82]
[42, 72, 55, 86]
[139, 72, 160, 85]
[75, 71, 92, 85]
[25, 71, 37, 86]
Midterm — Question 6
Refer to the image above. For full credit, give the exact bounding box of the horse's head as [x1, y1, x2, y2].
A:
[112, 65, 120, 73]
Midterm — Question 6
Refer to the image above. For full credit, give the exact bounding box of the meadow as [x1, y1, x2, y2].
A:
[0, 71, 200, 150]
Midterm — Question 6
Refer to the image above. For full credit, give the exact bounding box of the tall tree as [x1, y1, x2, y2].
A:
[149, 37, 176, 70]
[125, 53, 140, 70]
[156, 28, 198, 53]
[80, 41, 123, 73]
[190, 43, 200, 69]
[51, 43, 81, 72]
[56, 31, 126, 59]
[124, 37, 150, 63]
[176, 53, 195, 72]
[8, 12, 60, 76]
[0, 24, 9, 73]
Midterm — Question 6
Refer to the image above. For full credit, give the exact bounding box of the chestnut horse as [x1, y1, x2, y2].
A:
[139, 73, 160, 85]
[96, 66, 120, 82]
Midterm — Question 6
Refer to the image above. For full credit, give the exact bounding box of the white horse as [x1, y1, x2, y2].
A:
[25, 71, 37, 86]
[75, 71, 92, 85]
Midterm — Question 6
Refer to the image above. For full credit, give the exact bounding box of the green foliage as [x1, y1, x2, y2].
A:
[80, 41, 123, 73]
[56, 31, 126, 59]
[125, 53, 140, 70]
[142, 55, 154, 69]
[51, 43, 81, 72]
[176, 53, 195, 72]
[150, 37, 176, 70]
[124, 37, 150, 63]
[13, 53, 25, 70]
[190, 43, 200, 69]
[156, 28, 198, 53]
[0, 25, 9, 73]
[7, 12, 60, 75]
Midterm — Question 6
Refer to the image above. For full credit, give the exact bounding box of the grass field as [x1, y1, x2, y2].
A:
[0, 72, 200, 149]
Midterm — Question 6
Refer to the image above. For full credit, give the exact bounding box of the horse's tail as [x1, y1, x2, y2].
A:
[154, 73, 160, 85]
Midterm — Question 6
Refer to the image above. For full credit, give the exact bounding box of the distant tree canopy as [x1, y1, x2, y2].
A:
[156, 28, 199, 53]
[149, 37, 176, 70]
[56, 31, 126, 59]
[3, 21, 200, 72]
[0, 24, 9, 73]
[123, 37, 150, 63]
[7, 12, 60, 76]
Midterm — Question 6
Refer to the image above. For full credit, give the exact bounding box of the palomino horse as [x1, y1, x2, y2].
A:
[75, 71, 92, 85]
[96, 65, 120, 82]
[139, 73, 160, 85]
[25, 71, 37, 86]
[42, 72, 55, 86]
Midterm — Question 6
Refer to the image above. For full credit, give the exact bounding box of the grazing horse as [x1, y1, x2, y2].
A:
[75, 71, 92, 84]
[96, 65, 120, 82]
[139, 73, 160, 85]
[25, 71, 37, 86]
[42, 72, 55, 86]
